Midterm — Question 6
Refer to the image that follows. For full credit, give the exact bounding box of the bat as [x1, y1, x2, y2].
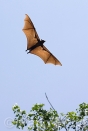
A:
[22, 14, 62, 66]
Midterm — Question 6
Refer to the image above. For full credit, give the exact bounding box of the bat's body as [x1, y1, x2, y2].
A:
[22, 14, 62, 66]
[27, 39, 45, 53]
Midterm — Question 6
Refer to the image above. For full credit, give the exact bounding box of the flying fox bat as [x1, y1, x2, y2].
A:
[22, 14, 62, 66]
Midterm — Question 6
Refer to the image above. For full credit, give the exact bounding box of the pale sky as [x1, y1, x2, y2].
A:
[1, 0, 88, 131]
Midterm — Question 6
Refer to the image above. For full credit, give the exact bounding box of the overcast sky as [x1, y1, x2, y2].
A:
[1, 0, 88, 131]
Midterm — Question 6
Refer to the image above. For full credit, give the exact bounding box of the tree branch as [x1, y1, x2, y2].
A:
[45, 93, 55, 110]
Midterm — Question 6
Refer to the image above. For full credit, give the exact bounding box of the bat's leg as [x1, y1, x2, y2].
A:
[41, 44, 46, 51]
[43, 48, 46, 51]
[25, 49, 27, 51]
[42, 46, 46, 51]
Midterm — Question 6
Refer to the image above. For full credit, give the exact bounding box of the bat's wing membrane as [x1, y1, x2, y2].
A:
[30, 45, 62, 66]
[22, 14, 40, 50]
[43, 46, 62, 65]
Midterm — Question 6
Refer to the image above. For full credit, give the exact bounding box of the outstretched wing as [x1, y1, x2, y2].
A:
[30, 45, 62, 66]
[22, 14, 40, 50]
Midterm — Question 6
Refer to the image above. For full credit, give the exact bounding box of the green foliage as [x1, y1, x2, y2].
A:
[12, 102, 88, 131]
[12, 103, 59, 131]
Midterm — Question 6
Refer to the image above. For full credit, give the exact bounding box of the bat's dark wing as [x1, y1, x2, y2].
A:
[30, 45, 62, 66]
[22, 14, 40, 50]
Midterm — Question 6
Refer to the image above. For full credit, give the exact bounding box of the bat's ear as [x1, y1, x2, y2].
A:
[41, 39, 46, 43]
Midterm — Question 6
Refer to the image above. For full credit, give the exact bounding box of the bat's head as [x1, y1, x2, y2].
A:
[41, 39, 45, 43]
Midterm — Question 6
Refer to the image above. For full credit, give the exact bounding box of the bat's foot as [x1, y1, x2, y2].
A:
[25, 49, 27, 52]
[27, 51, 30, 54]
